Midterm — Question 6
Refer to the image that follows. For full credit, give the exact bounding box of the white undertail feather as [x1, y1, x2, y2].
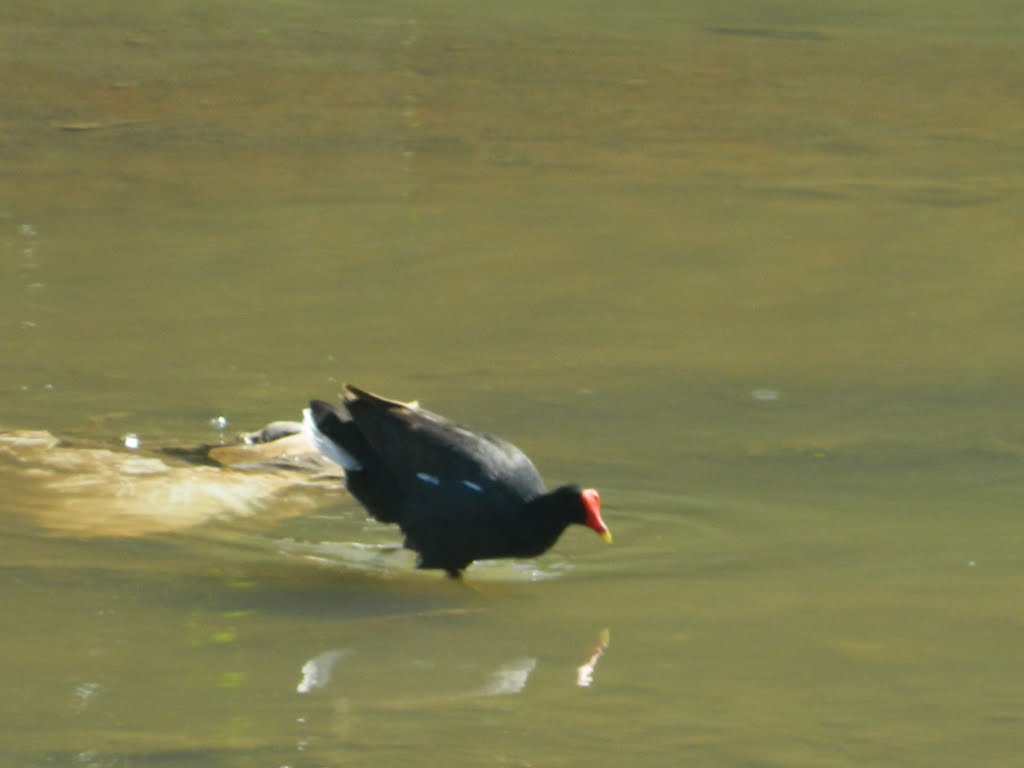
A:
[302, 408, 363, 471]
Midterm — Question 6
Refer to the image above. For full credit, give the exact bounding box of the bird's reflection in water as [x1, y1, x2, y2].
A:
[478, 657, 538, 696]
[295, 627, 611, 700]
[576, 628, 611, 687]
[297, 649, 352, 694]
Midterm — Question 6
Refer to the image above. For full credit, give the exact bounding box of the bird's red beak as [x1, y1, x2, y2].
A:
[581, 488, 612, 543]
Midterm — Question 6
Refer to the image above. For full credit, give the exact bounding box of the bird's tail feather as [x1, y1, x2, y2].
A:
[303, 401, 364, 471]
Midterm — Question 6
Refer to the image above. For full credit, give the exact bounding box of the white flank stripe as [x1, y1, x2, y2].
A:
[462, 480, 483, 492]
[416, 472, 441, 486]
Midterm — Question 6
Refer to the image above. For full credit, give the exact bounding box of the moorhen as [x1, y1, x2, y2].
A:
[303, 385, 611, 578]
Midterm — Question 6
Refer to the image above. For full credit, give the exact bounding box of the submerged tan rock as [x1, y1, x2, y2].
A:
[0, 425, 341, 538]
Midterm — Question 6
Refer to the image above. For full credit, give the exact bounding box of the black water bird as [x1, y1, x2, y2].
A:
[303, 385, 611, 578]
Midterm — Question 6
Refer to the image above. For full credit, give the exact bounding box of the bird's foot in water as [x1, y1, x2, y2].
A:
[446, 568, 498, 596]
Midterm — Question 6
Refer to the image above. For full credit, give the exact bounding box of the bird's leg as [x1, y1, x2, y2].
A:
[447, 569, 490, 595]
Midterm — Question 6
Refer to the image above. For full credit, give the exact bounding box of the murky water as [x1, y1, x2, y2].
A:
[3, 2, 1024, 766]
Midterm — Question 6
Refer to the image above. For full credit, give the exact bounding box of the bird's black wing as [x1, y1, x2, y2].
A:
[343, 385, 546, 504]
